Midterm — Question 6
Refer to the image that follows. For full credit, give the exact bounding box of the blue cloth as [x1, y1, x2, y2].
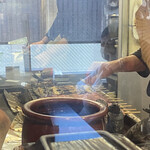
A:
[53, 104, 101, 142]
[46, 0, 104, 43]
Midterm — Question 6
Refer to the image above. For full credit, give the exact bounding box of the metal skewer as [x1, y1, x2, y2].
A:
[119, 105, 132, 108]
[124, 111, 141, 114]
[122, 108, 137, 111]
[109, 100, 124, 102]
[108, 98, 122, 100]
[118, 103, 128, 105]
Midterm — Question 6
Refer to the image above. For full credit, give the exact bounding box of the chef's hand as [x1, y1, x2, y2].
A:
[24, 36, 49, 54]
[84, 60, 121, 86]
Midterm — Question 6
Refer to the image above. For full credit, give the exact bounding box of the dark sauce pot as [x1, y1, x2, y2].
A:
[22, 97, 108, 144]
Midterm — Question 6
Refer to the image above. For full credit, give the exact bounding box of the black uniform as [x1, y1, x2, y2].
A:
[132, 49, 150, 96]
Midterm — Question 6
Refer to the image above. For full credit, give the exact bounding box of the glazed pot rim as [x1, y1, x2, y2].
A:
[22, 97, 108, 120]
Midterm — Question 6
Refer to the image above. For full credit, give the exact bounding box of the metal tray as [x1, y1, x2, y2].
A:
[22, 130, 142, 150]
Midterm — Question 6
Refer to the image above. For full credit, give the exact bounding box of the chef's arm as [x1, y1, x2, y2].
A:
[115, 55, 147, 73]
[97, 55, 147, 79]
[84, 55, 147, 85]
